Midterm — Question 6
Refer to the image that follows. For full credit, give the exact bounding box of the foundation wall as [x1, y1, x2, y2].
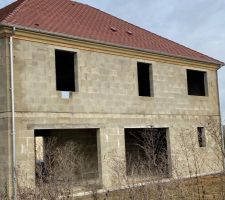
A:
[3, 38, 223, 189]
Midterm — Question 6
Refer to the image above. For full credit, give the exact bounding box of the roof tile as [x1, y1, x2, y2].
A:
[0, 0, 223, 65]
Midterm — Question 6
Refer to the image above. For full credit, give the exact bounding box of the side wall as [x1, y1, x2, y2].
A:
[13, 39, 223, 188]
[0, 38, 10, 194]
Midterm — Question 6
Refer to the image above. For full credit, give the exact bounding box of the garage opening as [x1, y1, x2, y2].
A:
[34, 129, 99, 189]
[125, 128, 169, 178]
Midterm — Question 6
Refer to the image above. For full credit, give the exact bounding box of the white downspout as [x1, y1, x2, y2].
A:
[9, 27, 16, 200]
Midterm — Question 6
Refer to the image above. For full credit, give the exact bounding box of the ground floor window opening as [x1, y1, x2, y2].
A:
[125, 128, 170, 179]
[34, 129, 100, 190]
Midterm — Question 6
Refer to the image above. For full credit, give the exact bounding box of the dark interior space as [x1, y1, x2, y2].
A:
[197, 127, 206, 147]
[55, 49, 76, 91]
[125, 128, 169, 177]
[187, 69, 207, 96]
[137, 62, 152, 97]
[34, 129, 99, 185]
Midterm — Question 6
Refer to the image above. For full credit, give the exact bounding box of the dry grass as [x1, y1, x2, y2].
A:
[79, 174, 225, 200]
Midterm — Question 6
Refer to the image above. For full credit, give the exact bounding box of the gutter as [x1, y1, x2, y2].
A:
[9, 26, 17, 200]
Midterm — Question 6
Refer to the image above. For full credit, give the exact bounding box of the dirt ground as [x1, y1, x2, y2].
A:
[78, 174, 225, 200]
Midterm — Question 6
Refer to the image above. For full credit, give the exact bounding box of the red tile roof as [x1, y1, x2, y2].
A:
[0, 0, 223, 65]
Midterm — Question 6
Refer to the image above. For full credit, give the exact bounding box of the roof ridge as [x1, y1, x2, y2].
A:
[1, 0, 28, 23]
[72, 1, 222, 64]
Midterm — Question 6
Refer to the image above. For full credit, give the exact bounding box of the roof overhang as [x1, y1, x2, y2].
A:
[0, 24, 224, 70]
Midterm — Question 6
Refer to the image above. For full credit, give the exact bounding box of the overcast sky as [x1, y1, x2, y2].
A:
[1, 0, 225, 122]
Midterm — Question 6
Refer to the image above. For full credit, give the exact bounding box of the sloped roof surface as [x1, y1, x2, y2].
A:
[0, 0, 223, 65]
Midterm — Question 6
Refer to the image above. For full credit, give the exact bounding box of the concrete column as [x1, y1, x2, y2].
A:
[16, 129, 35, 189]
[97, 127, 126, 189]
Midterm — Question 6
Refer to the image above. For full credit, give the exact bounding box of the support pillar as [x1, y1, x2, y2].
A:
[97, 127, 126, 189]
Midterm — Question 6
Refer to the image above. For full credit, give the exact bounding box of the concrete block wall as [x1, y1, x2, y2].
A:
[13, 39, 219, 116]
[14, 113, 223, 188]
[1, 38, 223, 190]
[0, 38, 9, 113]
[0, 38, 10, 194]
[0, 117, 10, 193]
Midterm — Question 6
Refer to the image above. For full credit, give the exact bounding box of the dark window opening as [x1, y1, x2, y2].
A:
[187, 69, 207, 96]
[34, 129, 100, 187]
[55, 50, 76, 91]
[137, 62, 153, 97]
[197, 127, 206, 147]
[125, 128, 169, 177]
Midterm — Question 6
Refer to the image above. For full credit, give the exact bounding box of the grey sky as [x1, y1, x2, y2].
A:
[1, 0, 225, 122]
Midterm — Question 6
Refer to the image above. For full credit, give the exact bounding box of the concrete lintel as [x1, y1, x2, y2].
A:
[123, 125, 170, 129]
[27, 124, 105, 130]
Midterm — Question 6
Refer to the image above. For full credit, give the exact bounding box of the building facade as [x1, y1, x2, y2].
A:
[0, 0, 224, 196]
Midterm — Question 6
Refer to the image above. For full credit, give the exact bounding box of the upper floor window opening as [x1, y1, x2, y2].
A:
[137, 62, 153, 97]
[55, 49, 76, 92]
[186, 69, 208, 96]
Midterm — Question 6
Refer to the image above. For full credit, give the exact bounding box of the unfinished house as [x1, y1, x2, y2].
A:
[0, 0, 224, 197]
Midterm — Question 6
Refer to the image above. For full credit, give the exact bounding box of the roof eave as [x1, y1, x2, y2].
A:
[1, 23, 224, 68]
